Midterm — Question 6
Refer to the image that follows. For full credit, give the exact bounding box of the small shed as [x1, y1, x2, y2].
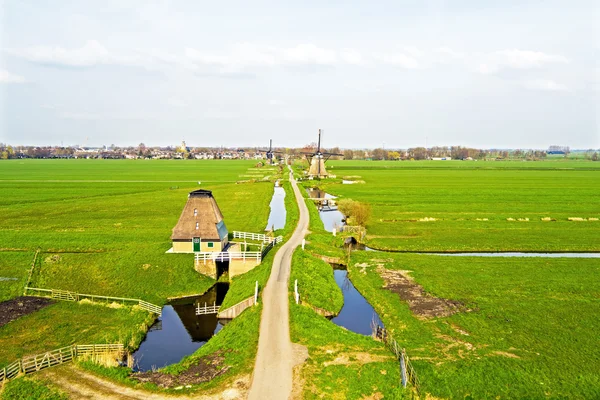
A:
[171, 189, 229, 253]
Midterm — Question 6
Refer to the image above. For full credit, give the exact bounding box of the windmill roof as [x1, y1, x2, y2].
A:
[171, 190, 228, 241]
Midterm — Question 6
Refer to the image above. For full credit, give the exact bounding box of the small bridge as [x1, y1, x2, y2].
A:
[196, 301, 220, 315]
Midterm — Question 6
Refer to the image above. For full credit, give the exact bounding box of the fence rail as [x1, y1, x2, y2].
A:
[23, 287, 162, 316]
[0, 344, 123, 383]
[195, 301, 220, 315]
[373, 324, 421, 393]
[195, 251, 262, 263]
[232, 231, 283, 244]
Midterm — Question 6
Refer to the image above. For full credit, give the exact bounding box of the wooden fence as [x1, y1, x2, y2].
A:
[194, 241, 276, 265]
[22, 249, 40, 295]
[0, 344, 123, 383]
[373, 324, 420, 393]
[196, 301, 220, 315]
[195, 251, 261, 263]
[23, 287, 162, 315]
[232, 231, 283, 244]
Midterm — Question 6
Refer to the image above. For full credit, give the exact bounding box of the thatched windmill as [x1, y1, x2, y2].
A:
[303, 129, 342, 178]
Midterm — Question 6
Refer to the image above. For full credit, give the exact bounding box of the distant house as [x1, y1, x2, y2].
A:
[171, 190, 229, 253]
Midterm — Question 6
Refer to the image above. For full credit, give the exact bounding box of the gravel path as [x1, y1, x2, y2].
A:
[248, 168, 310, 400]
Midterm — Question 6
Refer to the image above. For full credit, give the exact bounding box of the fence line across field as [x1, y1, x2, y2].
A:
[0, 344, 124, 383]
[372, 322, 421, 393]
[23, 287, 162, 315]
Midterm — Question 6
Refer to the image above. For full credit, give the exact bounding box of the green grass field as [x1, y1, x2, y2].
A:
[347, 251, 600, 399]
[320, 160, 600, 252]
[0, 159, 276, 303]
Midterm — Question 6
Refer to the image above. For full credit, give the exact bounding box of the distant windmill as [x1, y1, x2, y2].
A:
[303, 129, 343, 177]
[261, 139, 282, 165]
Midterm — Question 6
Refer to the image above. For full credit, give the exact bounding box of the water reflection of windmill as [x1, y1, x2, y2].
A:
[303, 129, 343, 178]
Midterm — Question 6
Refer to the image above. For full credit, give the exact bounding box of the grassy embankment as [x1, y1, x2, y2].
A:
[0, 301, 154, 368]
[320, 159, 600, 252]
[347, 251, 600, 399]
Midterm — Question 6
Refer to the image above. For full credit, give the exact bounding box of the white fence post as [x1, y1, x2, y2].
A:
[294, 279, 299, 304]
[400, 348, 408, 388]
[302, 239, 305, 250]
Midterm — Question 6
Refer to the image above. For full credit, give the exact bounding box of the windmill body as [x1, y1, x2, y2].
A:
[304, 129, 342, 178]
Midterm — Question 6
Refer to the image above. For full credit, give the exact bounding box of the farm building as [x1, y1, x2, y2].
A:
[171, 189, 229, 253]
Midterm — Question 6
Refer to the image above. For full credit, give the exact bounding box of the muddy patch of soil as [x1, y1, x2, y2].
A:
[132, 350, 231, 388]
[0, 296, 54, 327]
[377, 267, 463, 318]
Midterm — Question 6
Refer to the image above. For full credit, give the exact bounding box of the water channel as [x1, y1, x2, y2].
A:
[265, 181, 286, 231]
[132, 284, 229, 372]
[331, 265, 383, 335]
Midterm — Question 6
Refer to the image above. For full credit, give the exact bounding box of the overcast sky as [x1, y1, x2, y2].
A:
[0, 1, 598, 149]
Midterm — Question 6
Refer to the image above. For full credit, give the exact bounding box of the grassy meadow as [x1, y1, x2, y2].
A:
[347, 251, 600, 398]
[319, 160, 600, 252]
[0, 159, 277, 303]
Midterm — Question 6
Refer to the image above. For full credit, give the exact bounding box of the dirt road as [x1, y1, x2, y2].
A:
[248, 168, 309, 400]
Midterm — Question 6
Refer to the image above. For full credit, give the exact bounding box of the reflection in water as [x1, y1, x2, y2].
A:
[331, 268, 383, 336]
[306, 188, 344, 232]
[266, 185, 286, 231]
[132, 283, 229, 371]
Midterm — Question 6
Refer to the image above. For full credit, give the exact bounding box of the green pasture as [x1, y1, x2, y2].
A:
[0, 159, 275, 303]
[347, 251, 600, 399]
[319, 160, 600, 251]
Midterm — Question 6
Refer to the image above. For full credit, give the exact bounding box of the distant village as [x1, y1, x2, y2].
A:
[0, 141, 597, 161]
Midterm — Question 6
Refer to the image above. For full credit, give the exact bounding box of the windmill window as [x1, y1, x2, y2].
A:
[195, 222, 199, 230]
[207, 242, 214, 248]
[193, 208, 197, 216]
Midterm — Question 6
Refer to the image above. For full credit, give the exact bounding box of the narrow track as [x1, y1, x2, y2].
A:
[248, 168, 309, 400]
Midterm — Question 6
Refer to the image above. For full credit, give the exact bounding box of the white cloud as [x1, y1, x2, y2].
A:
[340, 49, 366, 66]
[0, 69, 26, 83]
[477, 49, 569, 74]
[185, 43, 338, 72]
[375, 52, 420, 69]
[10, 40, 110, 67]
[167, 97, 187, 107]
[523, 79, 569, 92]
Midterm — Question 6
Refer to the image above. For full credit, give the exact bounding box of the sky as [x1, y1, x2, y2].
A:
[0, 0, 598, 149]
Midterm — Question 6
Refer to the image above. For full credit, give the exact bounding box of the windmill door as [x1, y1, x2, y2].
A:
[193, 237, 201, 252]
